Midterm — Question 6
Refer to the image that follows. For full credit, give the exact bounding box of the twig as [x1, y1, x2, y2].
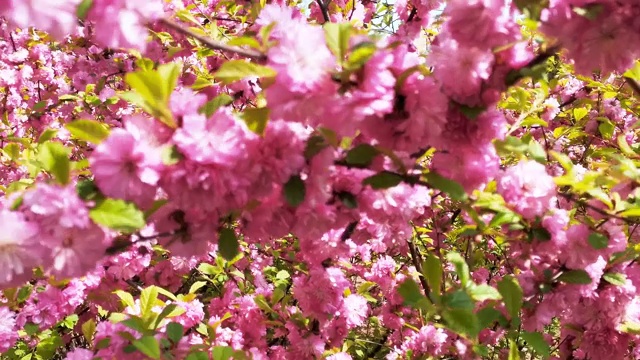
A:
[407, 7, 417, 22]
[407, 234, 431, 299]
[558, 192, 637, 224]
[625, 77, 640, 98]
[158, 18, 266, 61]
[316, 0, 331, 23]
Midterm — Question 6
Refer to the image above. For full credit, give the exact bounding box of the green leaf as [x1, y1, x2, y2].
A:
[214, 60, 276, 84]
[337, 191, 358, 209]
[442, 289, 474, 310]
[323, 22, 352, 60]
[65, 119, 111, 144]
[212, 346, 235, 360]
[283, 175, 305, 207]
[186, 352, 211, 360]
[520, 331, 551, 359]
[573, 107, 588, 121]
[166, 322, 184, 344]
[36, 334, 63, 359]
[424, 172, 468, 201]
[458, 104, 486, 119]
[81, 319, 96, 343]
[140, 286, 160, 323]
[587, 232, 608, 249]
[528, 140, 547, 164]
[477, 307, 503, 328]
[3, 143, 20, 161]
[132, 335, 161, 359]
[442, 308, 480, 338]
[362, 171, 403, 189]
[557, 269, 592, 284]
[304, 135, 328, 160]
[468, 284, 502, 302]
[114, 290, 136, 308]
[498, 276, 523, 320]
[346, 42, 377, 69]
[189, 281, 208, 294]
[154, 303, 185, 329]
[242, 107, 269, 136]
[446, 252, 470, 288]
[422, 254, 442, 302]
[598, 118, 615, 139]
[37, 129, 58, 144]
[346, 144, 379, 167]
[123, 63, 180, 128]
[199, 94, 234, 117]
[508, 339, 520, 360]
[89, 199, 146, 233]
[397, 278, 426, 307]
[218, 227, 240, 261]
[624, 61, 640, 82]
[619, 321, 640, 335]
[38, 142, 71, 185]
[76, 0, 94, 20]
[603, 272, 627, 286]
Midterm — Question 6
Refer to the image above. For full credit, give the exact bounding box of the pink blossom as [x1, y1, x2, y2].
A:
[172, 109, 255, 166]
[497, 160, 557, 220]
[342, 294, 368, 328]
[88, 0, 164, 51]
[65, 348, 94, 360]
[91, 129, 163, 207]
[1, 0, 81, 40]
[0, 307, 18, 352]
[0, 209, 41, 287]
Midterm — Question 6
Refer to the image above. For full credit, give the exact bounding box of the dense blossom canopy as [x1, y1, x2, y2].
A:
[1, 0, 640, 359]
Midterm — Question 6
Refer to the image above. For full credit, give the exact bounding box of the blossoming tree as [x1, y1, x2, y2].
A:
[1, 0, 640, 359]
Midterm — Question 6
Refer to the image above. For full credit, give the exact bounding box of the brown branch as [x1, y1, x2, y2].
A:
[625, 76, 640, 98]
[316, 0, 331, 23]
[408, 236, 431, 299]
[158, 18, 266, 61]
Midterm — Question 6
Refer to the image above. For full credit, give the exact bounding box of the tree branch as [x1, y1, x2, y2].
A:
[158, 18, 266, 61]
[316, 0, 331, 23]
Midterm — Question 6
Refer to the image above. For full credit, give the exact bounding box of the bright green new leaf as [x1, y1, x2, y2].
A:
[38, 142, 71, 185]
[37, 129, 59, 144]
[140, 286, 160, 324]
[65, 119, 110, 144]
[242, 107, 270, 136]
[214, 60, 276, 84]
[89, 199, 146, 233]
[508, 339, 520, 360]
[603, 272, 627, 286]
[199, 94, 234, 117]
[323, 22, 352, 60]
[76, 0, 93, 20]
